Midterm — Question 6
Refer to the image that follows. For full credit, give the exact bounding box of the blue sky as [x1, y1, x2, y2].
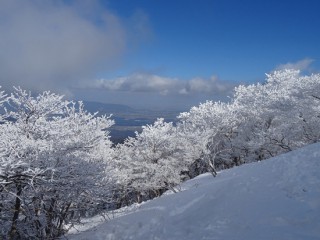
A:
[0, 0, 320, 110]
[105, 0, 320, 80]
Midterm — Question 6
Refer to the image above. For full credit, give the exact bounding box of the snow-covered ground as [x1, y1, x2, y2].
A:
[68, 143, 320, 240]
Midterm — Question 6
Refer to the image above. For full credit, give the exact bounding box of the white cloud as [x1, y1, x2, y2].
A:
[0, 0, 126, 94]
[187, 76, 219, 93]
[93, 72, 236, 96]
[275, 58, 314, 71]
[94, 73, 178, 93]
[179, 88, 189, 95]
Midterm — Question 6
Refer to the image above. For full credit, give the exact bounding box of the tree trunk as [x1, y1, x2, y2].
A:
[45, 198, 56, 237]
[9, 184, 22, 239]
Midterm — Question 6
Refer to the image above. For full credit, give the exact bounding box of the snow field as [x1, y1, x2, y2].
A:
[68, 142, 320, 240]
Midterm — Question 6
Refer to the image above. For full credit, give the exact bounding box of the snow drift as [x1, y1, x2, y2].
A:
[69, 142, 320, 240]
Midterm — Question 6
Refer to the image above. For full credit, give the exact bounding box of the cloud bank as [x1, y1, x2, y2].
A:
[93, 73, 236, 97]
[0, 0, 126, 95]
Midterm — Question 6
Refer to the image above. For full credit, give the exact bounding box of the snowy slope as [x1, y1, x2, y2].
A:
[68, 143, 320, 240]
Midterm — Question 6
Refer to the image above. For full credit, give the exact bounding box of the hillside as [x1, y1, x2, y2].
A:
[68, 142, 320, 240]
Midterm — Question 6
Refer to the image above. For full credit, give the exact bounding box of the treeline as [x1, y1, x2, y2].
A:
[1, 69, 320, 239]
[110, 69, 320, 205]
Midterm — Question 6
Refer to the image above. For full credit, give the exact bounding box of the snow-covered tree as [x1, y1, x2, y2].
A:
[112, 118, 197, 204]
[0, 87, 114, 239]
[177, 101, 243, 174]
[233, 69, 320, 160]
[109, 69, 320, 208]
[174, 69, 320, 174]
